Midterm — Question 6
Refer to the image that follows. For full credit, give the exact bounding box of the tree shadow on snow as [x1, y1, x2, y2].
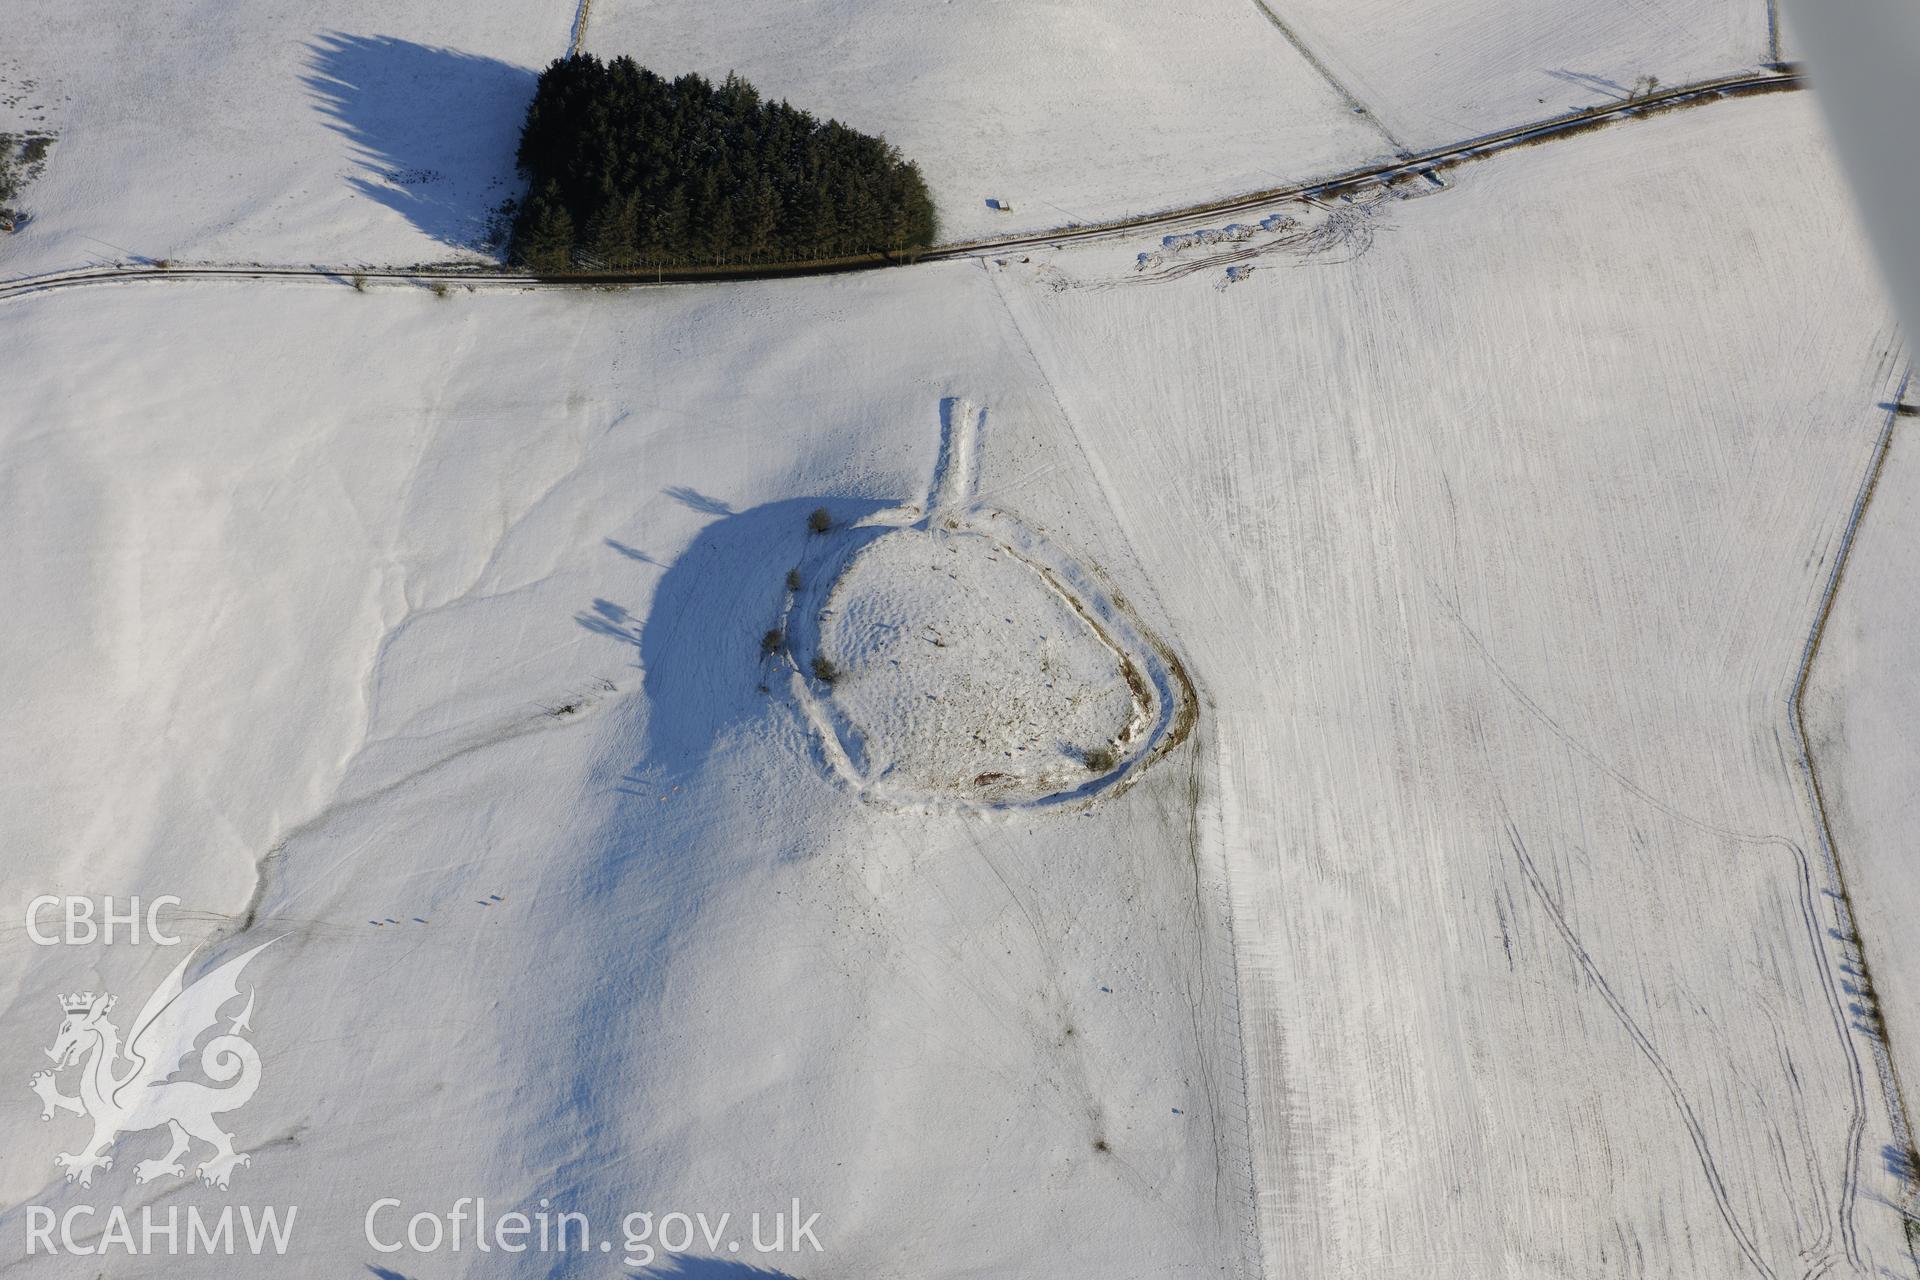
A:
[578, 495, 893, 788]
[303, 32, 537, 251]
[1543, 67, 1632, 100]
[1886, 1142, 1917, 1184]
[664, 485, 736, 516]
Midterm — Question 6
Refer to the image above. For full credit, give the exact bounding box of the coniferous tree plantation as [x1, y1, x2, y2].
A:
[510, 55, 939, 272]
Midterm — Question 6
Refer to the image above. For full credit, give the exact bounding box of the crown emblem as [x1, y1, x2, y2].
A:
[60, 992, 111, 1015]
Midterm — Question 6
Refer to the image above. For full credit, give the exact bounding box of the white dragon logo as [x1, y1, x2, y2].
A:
[27, 940, 274, 1190]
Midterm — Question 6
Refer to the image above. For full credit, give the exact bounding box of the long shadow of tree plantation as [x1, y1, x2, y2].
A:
[304, 32, 537, 251]
[512, 54, 938, 272]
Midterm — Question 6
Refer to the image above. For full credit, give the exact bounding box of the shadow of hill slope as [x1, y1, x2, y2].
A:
[640, 1256, 801, 1277]
[578, 495, 894, 787]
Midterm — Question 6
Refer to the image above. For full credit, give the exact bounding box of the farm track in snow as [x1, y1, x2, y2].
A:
[1791, 374, 1920, 1275]
[0, 68, 1802, 305]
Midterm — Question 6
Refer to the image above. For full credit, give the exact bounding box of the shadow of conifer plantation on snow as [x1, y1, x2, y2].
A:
[304, 32, 537, 252]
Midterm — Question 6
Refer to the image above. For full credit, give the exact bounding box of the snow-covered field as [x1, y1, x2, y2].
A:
[3, 0, 1790, 279]
[580, 0, 1388, 244]
[1268, 0, 1777, 149]
[582, 0, 1784, 243]
[0, 0, 569, 277]
[1, 6, 1916, 1279]
[989, 90, 1915, 1278]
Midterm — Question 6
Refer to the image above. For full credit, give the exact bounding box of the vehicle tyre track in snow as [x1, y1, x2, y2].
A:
[1508, 820, 1779, 1279]
[1447, 372, 1920, 1277]
[0, 70, 1802, 304]
[1790, 822, 1868, 1273]
[1445, 581, 1877, 1273]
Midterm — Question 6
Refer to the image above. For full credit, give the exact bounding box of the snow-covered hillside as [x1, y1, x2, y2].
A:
[0, 268, 1256, 1276]
[1, 8, 1915, 1280]
[1, 4, 565, 278]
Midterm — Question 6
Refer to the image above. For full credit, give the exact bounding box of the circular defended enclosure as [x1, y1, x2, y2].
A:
[775, 401, 1193, 812]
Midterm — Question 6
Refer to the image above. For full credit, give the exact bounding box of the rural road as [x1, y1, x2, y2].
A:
[0, 67, 1802, 305]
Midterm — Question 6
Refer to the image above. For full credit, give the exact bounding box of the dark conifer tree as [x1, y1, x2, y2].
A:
[585, 194, 639, 267]
[652, 187, 691, 262]
[743, 175, 780, 262]
[517, 183, 577, 273]
[510, 54, 938, 270]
